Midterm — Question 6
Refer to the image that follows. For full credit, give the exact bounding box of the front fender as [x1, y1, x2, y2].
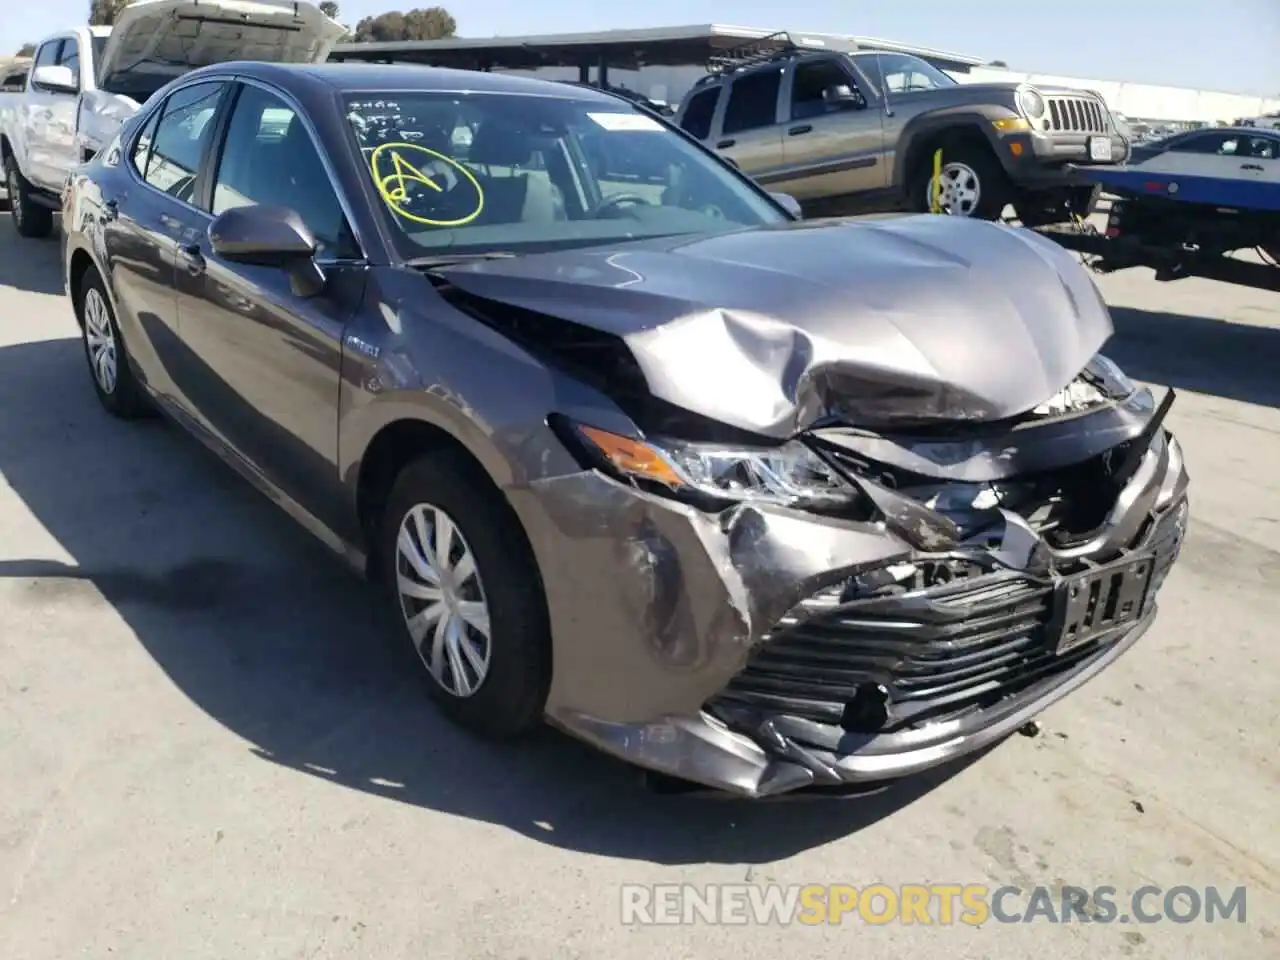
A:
[895, 105, 1021, 191]
[336, 268, 641, 548]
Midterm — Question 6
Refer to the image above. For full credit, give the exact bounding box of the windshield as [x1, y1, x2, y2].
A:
[343, 91, 788, 257]
[867, 53, 957, 94]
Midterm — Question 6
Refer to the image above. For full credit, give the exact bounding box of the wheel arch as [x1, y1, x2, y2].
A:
[347, 404, 529, 582]
[66, 246, 101, 326]
[896, 109, 1011, 195]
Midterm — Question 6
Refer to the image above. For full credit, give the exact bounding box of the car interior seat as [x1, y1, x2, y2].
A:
[466, 119, 565, 225]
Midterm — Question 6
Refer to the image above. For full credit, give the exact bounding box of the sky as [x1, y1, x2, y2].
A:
[4, 0, 1277, 97]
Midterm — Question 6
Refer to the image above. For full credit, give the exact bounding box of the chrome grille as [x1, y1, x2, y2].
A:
[1046, 95, 1109, 134]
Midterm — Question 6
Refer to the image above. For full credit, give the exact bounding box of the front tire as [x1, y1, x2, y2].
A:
[911, 142, 1010, 220]
[5, 155, 54, 239]
[379, 451, 552, 739]
[78, 269, 148, 419]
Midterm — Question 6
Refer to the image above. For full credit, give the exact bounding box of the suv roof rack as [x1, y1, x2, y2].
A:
[698, 31, 814, 83]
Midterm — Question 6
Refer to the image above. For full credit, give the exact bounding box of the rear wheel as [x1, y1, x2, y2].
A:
[78, 269, 149, 419]
[5, 155, 54, 239]
[911, 142, 1011, 220]
[378, 451, 551, 739]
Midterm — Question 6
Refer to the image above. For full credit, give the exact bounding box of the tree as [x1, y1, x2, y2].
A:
[319, 1, 339, 17]
[17, 43, 36, 57]
[352, 7, 457, 43]
[988, 60, 1009, 68]
[89, 0, 132, 26]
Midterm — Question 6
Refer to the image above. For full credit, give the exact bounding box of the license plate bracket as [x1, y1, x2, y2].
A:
[1050, 553, 1154, 654]
[1089, 135, 1113, 162]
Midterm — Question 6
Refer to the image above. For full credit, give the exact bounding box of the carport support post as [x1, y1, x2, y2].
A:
[597, 52, 609, 88]
[578, 61, 590, 84]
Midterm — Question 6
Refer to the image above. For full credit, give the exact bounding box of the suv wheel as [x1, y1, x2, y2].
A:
[5, 156, 55, 239]
[379, 451, 551, 739]
[912, 144, 1010, 220]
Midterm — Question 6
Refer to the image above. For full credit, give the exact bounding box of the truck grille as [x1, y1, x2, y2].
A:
[1046, 95, 1109, 134]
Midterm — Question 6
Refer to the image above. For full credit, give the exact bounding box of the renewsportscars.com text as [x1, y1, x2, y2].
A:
[620, 883, 1248, 926]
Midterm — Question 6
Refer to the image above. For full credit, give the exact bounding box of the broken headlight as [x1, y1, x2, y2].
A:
[565, 422, 859, 507]
[1033, 353, 1136, 416]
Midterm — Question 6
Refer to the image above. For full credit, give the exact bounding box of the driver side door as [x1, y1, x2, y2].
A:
[171, 80, 365, 534]
[776, 57, 886, 200]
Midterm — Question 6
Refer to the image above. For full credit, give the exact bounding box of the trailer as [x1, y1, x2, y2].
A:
[1035, 164, 1280, 292]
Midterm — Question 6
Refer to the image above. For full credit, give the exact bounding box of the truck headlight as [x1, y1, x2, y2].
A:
[563, 421, 861, 508]
[1017, 87, 1046, 120]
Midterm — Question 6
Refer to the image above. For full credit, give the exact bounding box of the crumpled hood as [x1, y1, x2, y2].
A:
[97, 0, 343, 93]
[436, 215, 1114, 436]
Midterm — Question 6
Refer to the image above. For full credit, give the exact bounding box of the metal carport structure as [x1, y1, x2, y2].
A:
[328, 23, 986, 88]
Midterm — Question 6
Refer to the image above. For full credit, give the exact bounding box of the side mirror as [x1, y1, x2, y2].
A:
[209, 205, 325, 297]
[822, 84, 863, 109]
[769, 192, 802, 218]
[31, 64, 77, 94]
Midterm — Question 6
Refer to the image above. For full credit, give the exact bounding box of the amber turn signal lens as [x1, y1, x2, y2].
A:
[577, 425, 685, 487]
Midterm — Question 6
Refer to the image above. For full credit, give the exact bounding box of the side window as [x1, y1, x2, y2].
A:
[143, 81, 228, 202]
[722, 68, 783, 135]
[58, 38, 82, 89]
[210, 84, 359, 260]
[1247, 137, 1277, 159]
[130, 108, 162, 176]
[1169, 133, 1239, 155]
[34, 41, 62, 70]
[790, 59, 862, 120]
[679, 88, 720, 140]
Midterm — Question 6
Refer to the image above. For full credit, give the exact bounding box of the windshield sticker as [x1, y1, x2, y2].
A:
[368, 142, 485, 228]
[587, 112, 663, 132]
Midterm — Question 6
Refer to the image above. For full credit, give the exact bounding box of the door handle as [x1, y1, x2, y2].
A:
[178, 244, 205, 275]
[1240, 163, 1264, 171]
[715, 138, 736, 149]
[101, 199, 118, 223]
[788, 124, 813, 136]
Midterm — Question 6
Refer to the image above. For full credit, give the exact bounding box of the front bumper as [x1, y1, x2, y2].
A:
[1000, 131, 1131, 188]
[508, 410, 1188, 798]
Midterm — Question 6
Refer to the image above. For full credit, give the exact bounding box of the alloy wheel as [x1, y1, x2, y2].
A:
[395, 502, 492, 697]
[927, 161, 982, 216]
[83, 288, 118, 395]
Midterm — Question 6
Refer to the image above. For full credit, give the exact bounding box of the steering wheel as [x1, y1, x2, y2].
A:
[591, 192, 654, 217]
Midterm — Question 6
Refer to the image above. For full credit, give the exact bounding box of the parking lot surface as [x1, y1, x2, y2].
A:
[0, 213, 1276, 959]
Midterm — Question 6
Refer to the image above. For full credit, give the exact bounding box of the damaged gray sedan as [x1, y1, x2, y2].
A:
[62, 63, 1189, 798]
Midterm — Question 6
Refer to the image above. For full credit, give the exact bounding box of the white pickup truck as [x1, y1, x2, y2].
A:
[0, 0, 343, 238]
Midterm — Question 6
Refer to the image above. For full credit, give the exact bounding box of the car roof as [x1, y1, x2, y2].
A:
[204, 61, 625, 104]
[1168, 126, 1279, 138]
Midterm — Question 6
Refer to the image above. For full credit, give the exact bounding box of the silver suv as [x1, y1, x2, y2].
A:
[674, 36, 1129, 224]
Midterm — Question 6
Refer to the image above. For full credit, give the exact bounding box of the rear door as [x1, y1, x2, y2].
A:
[1140, 131, 1247, 178]
[713, 66, 787, 181]
[111, 79, 233, 405]
[1242, 134, 1280, 184]
[776, 56, 886, 200]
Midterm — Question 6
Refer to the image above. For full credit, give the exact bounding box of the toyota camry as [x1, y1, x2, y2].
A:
[60, 62, 1189, 798]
